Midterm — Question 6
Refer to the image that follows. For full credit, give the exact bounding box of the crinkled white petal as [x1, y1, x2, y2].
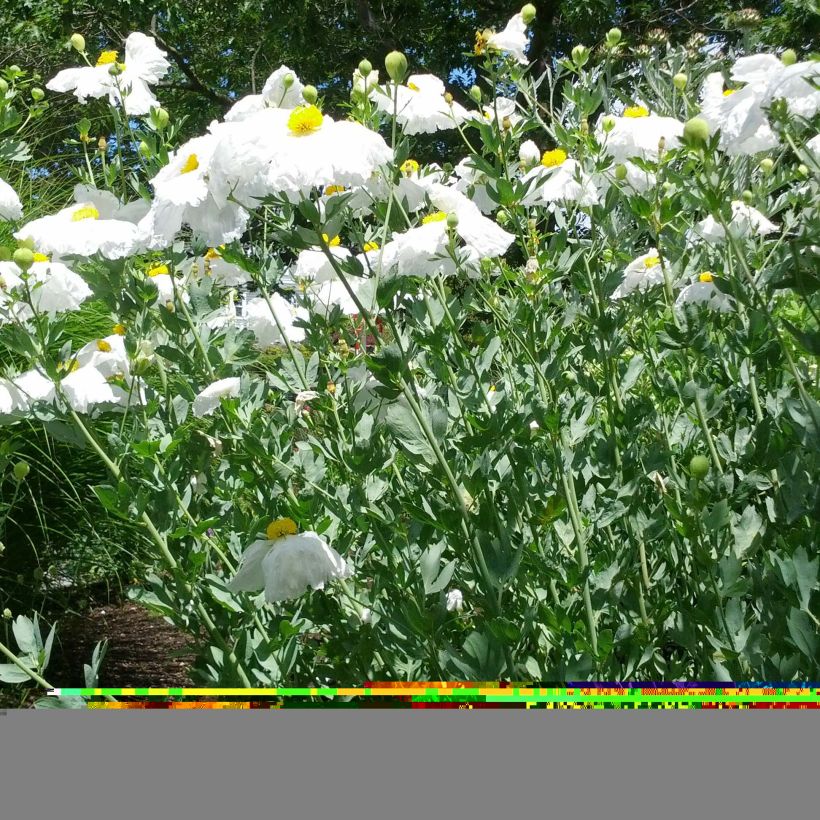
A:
[675, 280, 734, 312]
[193, 376, 241, 417]
[522, 159, 600, 206]
[0, 176, 23, 220]
[597, 113, 684, 163]
[487, 13, 529, 64]
[243, 293, 308, 347]
[611, 248, 666, 299]
[61, 366, 126, 413]
[261, 65, 304, 108]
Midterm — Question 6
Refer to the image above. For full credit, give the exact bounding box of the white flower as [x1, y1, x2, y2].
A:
[352, 67, 380, 97]
[521, 155, 600, 207]
[227, 524, 351, 603]
[452, 158, 499, 215]
[74, 334, 130, 380]
[193, 377, 241, 418]
[596, 108, 683, 163]
[0, 259, 92, 322]
[0, 177, 23, 220]
[519, 139, 541, 167]
[193, 248, 253, 286]
[261, 65, 306, 109]
[61, 365, 128, 413]
[370, 74, 471, 135]
[243, 292, 308, 348]
[611, 249, 666, 300]
[487, 13, 529, 64]
[728, 200, 778, 237]
[595, 160, 657, 196]
[46, 33, 170, 115]
[305, 276, 378, 318]
[445, 589, 464, 612]
[688, 214, 726, 245]
[675, 273, 734, 312]
[807, 133, 820, 161]
[478, 96, 523, 126]
[0, 369, 55, 414]
[15, 185, 147, 260]
[146, 267, 189, 305]
[294, 390, 320, 414]
[289, 246, 352, 286]
[761, 59, 820, 120]
[359, 607, 372, 625]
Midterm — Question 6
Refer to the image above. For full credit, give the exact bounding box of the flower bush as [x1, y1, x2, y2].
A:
[1, 6, 818, 686]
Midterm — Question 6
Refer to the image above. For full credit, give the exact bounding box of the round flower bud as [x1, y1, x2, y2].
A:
[469, 85, 482, 103]
[657, 135, 666, 152]
[8, 65, 21, 75]
[571, 44, 590, 67]
[689, 454, 709, 481]
[0, 79, 7, 94]
[2, 608, 11, 620]
[662, 181, 673, 193]
[606, 27, 622, 47]
[282, 72, 295, 88]
[98, 136, 108, 152]
[683, 116, 710, 145]
[13, 460, 30, 481]
[497, 208, 511, 226]
[0, 246, 10, 261]
[601, 114, 616, 133]
[742, 189, 754, 204]
[358, 59, 372, 76]
[759, 157, 774, 174]
[31, 87, 44, 101]
[521, 4, 537, 25]
[614, 163, 627, 181]
[602, 248, 614, 262]
[444, 91, 454, 105]
[70, 33, 86, 53]
[12, 247, 34, 270]
[446, 212, 459, 229]
[673, 72, 688, 91]
[781, 48, 797, 66]
[302, 85, 318, 104]
[385, 50, 408, 84]
[502, 115, 512, 130]
[155, 107, 170, 129]
[108, 63, 123, 76]
[797, 163, 809, 178]
[138, 140, 150, 157]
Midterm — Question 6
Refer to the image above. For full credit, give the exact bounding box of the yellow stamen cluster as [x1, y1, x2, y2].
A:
[363, 241, 379, 252]
[147, 263, 169, 278]
[179, 154, 200, 174]
[287, 105, 324, 135]
[96, 50, 118, 66]
[71, 206, 100, 222]
[422, 211, 447, 225]
[699, 272, 714, 283]
[474, 29, 492, 56]
[32, 253, 50, 263]
[623, 105, 649, 118]
[644, 255, 661, 268]
[322, 233, 341, 247]
[400, 159, 420, 176]
[407, 81, 420, 92]
[58, 359, 80, 373]
[723, 89, 736, 97]
[204, 247, 222, 261]
[266, 517, 298, 540]
[541, 148, 567, 168]
[113, 323, 127, 336]
[324, 185, 346, 196]
[96, 339, 112, 352]
[327, 382, 336, 394]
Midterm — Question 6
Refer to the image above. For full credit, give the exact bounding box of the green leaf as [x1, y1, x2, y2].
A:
[731, 505, 762, 558]
[787, 608, 817, 659]
[12, 615, 37, 656]
[0, 663, 32, 683]
[385, 400, 436, 464]
[792, 548, 818, 611]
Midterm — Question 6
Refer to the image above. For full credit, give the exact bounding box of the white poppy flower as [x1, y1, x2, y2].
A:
[370, 74, 471, 135]
[74, 335, 130, 379]
[596, 107, 683, 163]
[687, 214, 726, 245]
[0, 177, 23, 220]
[611, 248, 666, 300]
[521, 151, 600, 207]
[227, 519, 351, 603]
[359, 607, 372, 625]
[675, 273, 734, 312]
[0, 259, 92, 322]
[11, 368, 56, 409]
[261, 65, 306, 109]
[352, 66, 380, 97]
[289, 246, 352, 286]
[193, 377, 241, 418]
[294, 390, 320, 414]
[728, 201, 778, 237]
[595, 160, 657, 197]
[486, 13, 529, 64]
[762, 59, 820, 120]
[305, 276, 378, 318]
[243, 292, 308, 348]
[46, 33, 170, 115]
[145, 265, 189, 305]
[193, 247, 253, 286]
[452, 158, 499, 214]
[806, 133, 820, 161]
[61, 365, 128, 413]
[445, 588, 464, 612]
[15, 185, 147, 260]
[519, 139, 541, 167]
[478, 96, 523, 126]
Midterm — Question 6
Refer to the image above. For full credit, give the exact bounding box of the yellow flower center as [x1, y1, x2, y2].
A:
[400, 159, 420, 176]
[71, 205, 100, 221]
[474, 29, 492, 56]
[96, 339, 112, 352]
[266, 517, 298, 540]
[541, 148, 567, 168]
[322, 233, 341, 247]
[723, 89, 736, 97]
[180, 154, 200, 174]
[96, 50, 119, 66]
[407, 81, 420, 92]
[624, 105, 649, 118]
[422, 211, 447, 225]
[488, 385, 496, 393]
[287, 105, 324, 136]
[699, 272, 714, 283]
[113, 323, 126, 336]
[327, 382, 336, 394]
[363, 241, 379, 252]
[147, 263, 169, 277]
[32, 252, 50, 262]
[59, 359, 80, 373]
[204, 247, 222, 261]
[324, 185, 346, 195]
[644, 255, 661, 268]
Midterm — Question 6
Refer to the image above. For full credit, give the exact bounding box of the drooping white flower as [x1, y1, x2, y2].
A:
[478, 96, 523, 127]
[193, 377, 241, 418]
[486, 13, 529, 64]
[445, 588, 464, 612]
[518, 139, 541, 167]
[74, 335, 131, 379]
[61, 365, 128, 413]
[15, 185, 147, 260]
[611, 248, 666, 300]
[46, 33, 170, 115]
[243, 292, 308, 348]
[761, 59, 820, 120]
[0, 259, 92, 322]
[370, 74, 472, 135]
[675, 272, 734, 312]
[596, 106, 683, 163]
[294, 390, 320, 414]
[521, 150, 600, 207]
[227, 518, 352, 603]
[0, 177, 23, 220]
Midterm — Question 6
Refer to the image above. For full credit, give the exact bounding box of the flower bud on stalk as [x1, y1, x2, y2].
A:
[385, 50, 408, 84]
[154, 107, 170, 129]
[70, 33, 86, 53]
[689, 455, 709, 481]
[602, 114, 616, 133]
[13, 461, 30, 481]
[606, 28, 622, 48]
[0, 79, 7, 94]
[469, 85, 482, 103]
[97, 136, 107, 152]
[682, 116, 710, 146]
[31, 87, 44, 101]
[759, 157, 774, 175]
[521, 4, 537, 25]
[742, 189, 754, 204]
[2, 608, 11, 620]
[446, 212, 459, 229]
[571, 44, 590, 67]
[502, 115, 512, 130]
[797, 163, 809, 178]
[12, 247, 34, 270]
[673, 72, 688, 91]
[781, 48, 797, 66]
[138, 140, 150, 157]
[444, 91, 454, 105]
[302, 85, 318, 104]
[614, 163, 627, 181]
[358, 59, 372, 76]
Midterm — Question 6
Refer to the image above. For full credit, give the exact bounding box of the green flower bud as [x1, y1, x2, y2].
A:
[385, 50, 408, 84]
[602, 248, 614, 262]
[8, 65, 21, 76]
[0, 246, 10, 261]
[689, 454, 709, 481]
[446, 212, 459, 229]
[602, 114, 617, 133]
[469, 85, 482, 103]
[302, 85, 318, 104]
[614, 163, 627, 181]
[683, 116, 710, 145]
[108, 63, 123, 76]
[797, 163, 809, 178]
[13, 460, 30, 481]
[673, 72, 688, 91]
[18, 236, 35, 251]
[31, 87, 44, 101]
[282, 72, 295, 88]
[571, 44, 590, 67]
[497, 208, 511, 226]
[70, 33, 86, 53]
[781, 48, 797, 66]
[358, 59, 372, 76]
[759, 157, 774, 174]
[521, 4, 537, 25]
[0, 78, 7, 94]
[742, 189, 754, 204]
[12, 247, 34, 270]
[606, 28, 622, 47]
[138, 140, 150, 157]
[444, 91, 454, 105]
[2, 608, 11, 620]
[155, 107, 170, 129]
